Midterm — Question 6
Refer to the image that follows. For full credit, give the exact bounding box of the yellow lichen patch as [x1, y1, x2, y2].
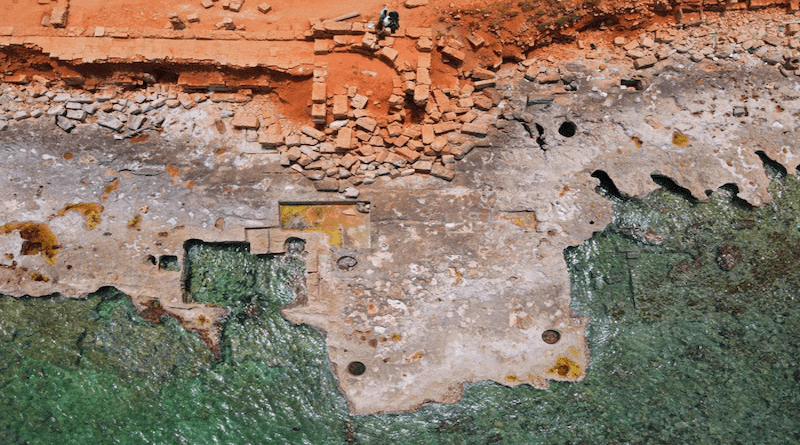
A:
[548, 356, 583, 379]
[166, 165, 181, 179]
[58, 203, 104, 230]
[631, 136, 643, 147]
[30, 272, 50, 282]
[101, 178, 119, 201]
[505, 374, 520, 382]
[672, 131, 690, 147]
[511, 213, 537, 230]
[279, 203, 370, 248]
[128, 214, 142, 229]
[0, 221, 59, 264]
[390, 333, 402, 342]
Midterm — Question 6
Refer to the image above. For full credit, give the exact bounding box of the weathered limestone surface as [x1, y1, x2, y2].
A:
[2, 7, 800, 416]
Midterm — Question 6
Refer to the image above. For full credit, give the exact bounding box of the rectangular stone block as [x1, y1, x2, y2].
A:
[394, 146, 421, 162]
[355, 117, 377, 132]
[336, 127, 353, 150]
[461, 122, 488, 137]
[413, 84, 429, 106]
[231, 113, 260, 129]
[312, 82, 327, 104]
[311, 103, 326, 124]
[301, 125, 326, 141]
[441, 46, 465, 63]
[332, 94, 349, 119]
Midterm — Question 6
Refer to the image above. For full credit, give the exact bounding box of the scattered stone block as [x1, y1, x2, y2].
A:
[441, 46, 466, 64]
[258, 3, 272, 13]
[421, 124, 435, 144]
[613, 36, 627, 46]
[13, 110, 30, 121]
[231, 113, 260, 129]
[351, 94, 368, 110]
[187, 13, 200, 23]
[47, 104, 66, 116]
[473, 94, 493, 111]
[462, 122, 488, 137]
[56, 115, 76, 132]
[50, 5, 69, 28]
[300, 125, 325, 141]
[474, 79, 496, 90]
[379, 46, 399, 64]
[467, 33, 485, 48]
[314, 39, 332, 55]
[633, 55, 658, 70]
[431, 164, 455, 181]
[404, 0, 429, 8]
[311, 103, 327, 124]
[412, 160, 433, 172]
[128, 115, 147, 131]
[472, 68, 495, 81]
[413, 84, 430, 106]
[97, 117, 124, 132]
[433, 121, 458, 134]
[202, 0, 214, 8]
[355, 117, 377, 132]
[336, 127, 353, 150]
[332, 95, 349, 119]
[787, 23, 800, 36]
[312, 82, 327, 104]
[394, 146, 421, 162]
[258, 131, 284, 148]
[168, 12, 186, 30]
[229, 1, 243, 12]
[416, 37, 433, 52]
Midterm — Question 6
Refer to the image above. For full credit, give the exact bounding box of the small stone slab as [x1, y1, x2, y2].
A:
[430, 163, 455, 181]
[355, 117, 377, 132]
[301, 125, 326, 141]
[231, 113, 260, 129]
[332, 95, 349, 120]
[441, 46, 466, 63]
[351, 94, 368, 110]
[56, 115, 76, 132]
[404, 0, 429, 8]
[461, 122, 488, 137]
[97, 117, 124, 132]
[633, 55, 657, 70]
[258, 3, 272, 13]
[336, 127, 353, 150]
[312, 82, 327, 104]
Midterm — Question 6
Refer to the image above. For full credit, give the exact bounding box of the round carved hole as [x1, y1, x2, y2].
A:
[347, 361, 366, 376]
[337, 256, 358, 270]
[558, 121, 577, 138]
[542, 329, 561, 344]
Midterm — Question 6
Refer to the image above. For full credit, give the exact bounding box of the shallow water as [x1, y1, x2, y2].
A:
[2, 172, 799, 444]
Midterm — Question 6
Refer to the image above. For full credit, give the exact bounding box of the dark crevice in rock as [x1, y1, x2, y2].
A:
[719, 183, 755, 210]
[755, 150, 788, 179]
[591, 170, 627, 200]
[651, 174, 697, 204]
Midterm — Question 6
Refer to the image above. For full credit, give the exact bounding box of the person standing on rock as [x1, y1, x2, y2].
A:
[376, 6, 400, 36]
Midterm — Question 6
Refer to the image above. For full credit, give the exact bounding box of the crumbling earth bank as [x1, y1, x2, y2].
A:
[1, 0, 800, 414]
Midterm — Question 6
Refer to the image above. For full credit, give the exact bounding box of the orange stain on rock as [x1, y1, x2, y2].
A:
[58, 203, 104, 230]
[548, 356, 583, 379]
[0, 221, 59, 264]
